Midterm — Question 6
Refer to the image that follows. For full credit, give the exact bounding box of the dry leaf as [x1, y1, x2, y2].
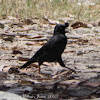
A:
[71, 22, 88, 29]
[12, 49, 23, 54]
[18, 57, 30, 61]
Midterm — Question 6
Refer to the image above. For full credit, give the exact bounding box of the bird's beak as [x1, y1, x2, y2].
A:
[65, 23, 70, 33]
[65, 23, 69, 28]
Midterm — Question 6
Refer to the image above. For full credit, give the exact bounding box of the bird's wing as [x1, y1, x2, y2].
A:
[34, 35, 65, 57]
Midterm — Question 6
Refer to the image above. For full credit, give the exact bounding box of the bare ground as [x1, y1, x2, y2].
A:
[0, 17, 100, 99]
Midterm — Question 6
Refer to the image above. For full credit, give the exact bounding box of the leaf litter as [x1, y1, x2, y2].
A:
[0, 16, 100, 99]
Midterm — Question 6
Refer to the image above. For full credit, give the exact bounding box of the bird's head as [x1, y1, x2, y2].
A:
[54, 23, 69, 35]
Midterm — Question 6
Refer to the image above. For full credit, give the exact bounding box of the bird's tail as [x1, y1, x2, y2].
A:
[20, 57, 36, 69]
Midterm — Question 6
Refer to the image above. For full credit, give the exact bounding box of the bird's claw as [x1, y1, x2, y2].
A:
[70, 69, 76, 74]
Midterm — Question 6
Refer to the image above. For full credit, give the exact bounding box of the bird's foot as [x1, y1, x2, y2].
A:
[52, 70, 72, 79]
[64, 66, 76, 74]
[69, 68, 76, 74]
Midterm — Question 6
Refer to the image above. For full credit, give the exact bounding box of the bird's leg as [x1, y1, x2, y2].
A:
[38, 61, 42, 74]
[58, 58, 76, 73]
[38, 61, 44, 75]
[38, 66, 40, 74]
[34, 64, 44, 78]
[65, 66, 76, 73]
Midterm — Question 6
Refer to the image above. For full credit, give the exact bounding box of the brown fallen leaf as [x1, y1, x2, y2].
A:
[18, 79, 35, 85]
[22, 38, 47, 41]
[71, 22, 88, 29]
[27, 35, 43, 39]
[30, 63, 39, 68]
[64, 50, 75, 53]
[18, 57, 30, 61]
[25, 42, 35, 46]
[12, 49, 23, 54]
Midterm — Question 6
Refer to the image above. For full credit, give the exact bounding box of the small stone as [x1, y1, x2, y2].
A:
[3, 36, 14, 42]
[8, 67, 19, 74]
[0, 23, 4, 29]
[77, 51, 83, 55]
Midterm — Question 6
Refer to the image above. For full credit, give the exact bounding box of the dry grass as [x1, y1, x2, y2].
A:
[0, 0, 100, 22]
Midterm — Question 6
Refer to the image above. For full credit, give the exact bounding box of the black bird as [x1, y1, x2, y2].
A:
[20, 23, 75, 74]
